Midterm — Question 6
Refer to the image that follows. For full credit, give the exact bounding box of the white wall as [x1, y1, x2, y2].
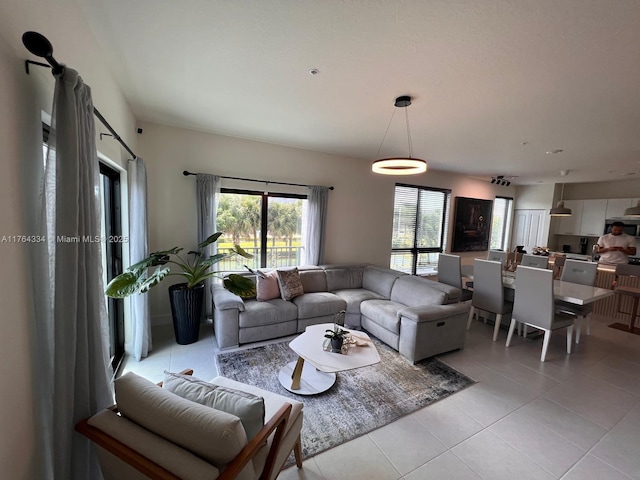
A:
[138, 121, 515, 322]
[0, 1, 137, 477]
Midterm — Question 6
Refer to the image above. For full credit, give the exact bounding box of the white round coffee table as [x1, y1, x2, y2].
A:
[278, 323, 380, 395]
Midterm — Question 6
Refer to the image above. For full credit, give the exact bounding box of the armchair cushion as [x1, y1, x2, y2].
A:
[163, 371, 265, 440]
[115, 372, 252, 475]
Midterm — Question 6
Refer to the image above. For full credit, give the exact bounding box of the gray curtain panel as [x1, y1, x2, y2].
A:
[128, 157, 152, 360]
[33, 68, 113, 480]
[304, 186, 330, 265]
[196, 174, 221, 317]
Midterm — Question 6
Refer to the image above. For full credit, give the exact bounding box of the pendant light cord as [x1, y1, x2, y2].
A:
[375, 108, 397, 159]
[405, 107, 414, 158]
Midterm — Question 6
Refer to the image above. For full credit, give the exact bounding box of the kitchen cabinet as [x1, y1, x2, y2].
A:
[605, 198, 633, 219]
[580, 199, 608, 236]
[556, 200, 583, 235]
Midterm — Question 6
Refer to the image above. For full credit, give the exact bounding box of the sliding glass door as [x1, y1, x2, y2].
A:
[99, 163, 125, 372]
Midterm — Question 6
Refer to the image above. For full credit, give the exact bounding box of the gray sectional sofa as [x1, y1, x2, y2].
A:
[212, 264, 470, 363]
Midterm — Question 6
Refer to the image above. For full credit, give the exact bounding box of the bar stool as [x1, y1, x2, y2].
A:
[613, 263, 640, 332]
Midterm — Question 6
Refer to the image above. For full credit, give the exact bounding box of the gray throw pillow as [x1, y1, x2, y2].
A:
[277, 267, 304, 301]
[163, 371, 265, 440]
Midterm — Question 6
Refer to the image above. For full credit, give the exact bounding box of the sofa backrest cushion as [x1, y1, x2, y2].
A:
[115, 372, 252, 477]
[419, 277, 462, 304]
[363, 266, 405, 298]
[390, 275, 446, 307]
[299, 269, 328, 292]
[324, 265, 365, 291]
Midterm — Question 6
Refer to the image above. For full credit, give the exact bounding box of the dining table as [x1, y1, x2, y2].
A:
[465, 268, 615, 306]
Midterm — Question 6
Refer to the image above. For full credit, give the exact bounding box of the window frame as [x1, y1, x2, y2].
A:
[391, 183, 452, 275]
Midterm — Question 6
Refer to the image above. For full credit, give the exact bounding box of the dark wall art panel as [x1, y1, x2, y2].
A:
[452, 197, 493, 252]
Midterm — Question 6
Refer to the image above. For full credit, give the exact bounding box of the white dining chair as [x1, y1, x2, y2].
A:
[556, 260, 598, 343]
[487, 250, 507, 264]
[506, 266, 575, 362]
[521, 254, 549, 269]
[437, 253, 473, 301]
[467, 259, 513, 341]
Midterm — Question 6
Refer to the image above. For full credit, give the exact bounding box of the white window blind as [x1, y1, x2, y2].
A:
[391, 184, 451, 275]
[490, 197, 514, 250]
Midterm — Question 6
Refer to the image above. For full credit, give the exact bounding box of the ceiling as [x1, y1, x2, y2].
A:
[78, 0, 640, 185]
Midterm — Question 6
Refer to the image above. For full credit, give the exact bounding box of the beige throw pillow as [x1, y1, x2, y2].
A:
[277, 267, 304, 301]
[256, 270, 281, 302]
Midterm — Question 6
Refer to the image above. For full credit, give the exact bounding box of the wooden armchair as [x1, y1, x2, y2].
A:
[76, 369, 303, 480]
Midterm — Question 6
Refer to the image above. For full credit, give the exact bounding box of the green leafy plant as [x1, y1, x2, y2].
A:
[105, 232, 256, 298]
[324, 325, 350, 340]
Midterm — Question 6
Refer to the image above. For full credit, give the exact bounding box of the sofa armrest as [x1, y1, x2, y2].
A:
[212, 285, 246, 312]
[400, 302, 470, 323]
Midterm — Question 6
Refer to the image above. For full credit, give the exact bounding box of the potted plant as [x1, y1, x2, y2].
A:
[105, 232, 256, 345]
[324, 325, 350, 353]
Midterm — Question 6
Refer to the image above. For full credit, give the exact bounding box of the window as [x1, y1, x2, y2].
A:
[216, 189, 307, 270]
[390, 184, 451, 275]
[490, 196, 514, 250]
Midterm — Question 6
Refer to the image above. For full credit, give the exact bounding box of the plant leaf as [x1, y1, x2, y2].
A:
[231, 245, 253, 259]
[198, 253, 230, 270]
[198, 232, 223, 249]
[224, 274, 256, 298]
[138, 267, 170, 293]
[105, 271, 144, 298]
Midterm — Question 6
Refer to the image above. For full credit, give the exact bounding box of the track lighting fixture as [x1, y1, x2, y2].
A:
[490, 175, 511, 187]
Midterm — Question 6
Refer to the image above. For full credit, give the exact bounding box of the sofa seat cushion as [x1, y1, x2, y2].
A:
[390, 275, 446, 307]
[239, 299, 298, 328]
[360, 299, 405, 334]
[332, 288, 386, 313]
[292, 292, 347, 320]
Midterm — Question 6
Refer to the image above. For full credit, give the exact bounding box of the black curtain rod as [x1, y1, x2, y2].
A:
[182, 171, 334, 190]
[22, 31, 138, 160]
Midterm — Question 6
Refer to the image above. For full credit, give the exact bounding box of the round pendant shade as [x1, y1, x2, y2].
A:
[371, 157, 428, 175]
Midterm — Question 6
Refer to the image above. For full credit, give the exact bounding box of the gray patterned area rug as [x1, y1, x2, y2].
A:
[216, 338, 473, 463]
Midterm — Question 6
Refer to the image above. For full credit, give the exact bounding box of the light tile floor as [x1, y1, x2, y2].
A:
[122, 314, 640, 479]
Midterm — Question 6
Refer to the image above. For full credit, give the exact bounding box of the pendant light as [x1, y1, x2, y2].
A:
[623, 200, 640, 217]
[550, 183, 572, 216]
[372, 96, 427, 175]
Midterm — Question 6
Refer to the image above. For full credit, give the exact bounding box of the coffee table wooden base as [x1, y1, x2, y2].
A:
[278, 359, 336, 395]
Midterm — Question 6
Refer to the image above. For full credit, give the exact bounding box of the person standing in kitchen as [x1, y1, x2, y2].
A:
[596, 222, 637, 264]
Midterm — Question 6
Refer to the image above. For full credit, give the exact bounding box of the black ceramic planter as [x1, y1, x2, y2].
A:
[331, 337, 344, 353]
[168, 283, 204, 345]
